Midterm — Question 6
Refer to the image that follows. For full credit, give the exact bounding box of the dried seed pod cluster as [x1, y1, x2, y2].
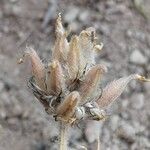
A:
[23, 14, 149, 124]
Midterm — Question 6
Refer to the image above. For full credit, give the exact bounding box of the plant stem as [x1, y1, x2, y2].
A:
[59, 122, 68, 150]
[97, 135, 100, 150]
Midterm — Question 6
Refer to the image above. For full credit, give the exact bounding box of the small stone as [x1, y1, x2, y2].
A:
[121, 112, 129, 120]
[134, 0, 150, 21]
[111, 145, 120, 150]
[70, 127, 82, 142]
[64, 7, 79, 23]
[110, 115, 119, 131]
[102, 128, 110, 144]
[117, 121, 136, 143]
[7, 118, 20, 130]
[78, 10, 89, 22]
[69, 22, 80, 32]
[32, 142, 46, 150]
[144, 81, 150, 94]
[131, 93, 144, 109]
[85, 121, 102, 143]
[140, 137, 150, 148]
[0, 109, 7, 119]
[132, 121, 145, 133]
[12, 104, 23, 117]
[126, 29, 133, 37]
[130, 50, 147, 65]
[126, 29, 146, 41]
[121, 99, 129, 109]
[22, 109, 31, 119]
[1, 92, 11, 105]
[99, 24, 110, 36]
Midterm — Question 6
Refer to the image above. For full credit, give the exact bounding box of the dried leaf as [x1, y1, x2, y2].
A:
[97, 74, 141, 108]
[79, 64, 107, 105]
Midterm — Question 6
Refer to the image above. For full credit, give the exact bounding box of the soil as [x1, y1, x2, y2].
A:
[0, 0, 150, 150]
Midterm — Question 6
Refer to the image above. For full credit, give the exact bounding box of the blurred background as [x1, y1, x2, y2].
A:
[0, 0, 150, 149]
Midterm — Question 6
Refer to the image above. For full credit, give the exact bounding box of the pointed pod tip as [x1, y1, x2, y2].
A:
[17, 58, 24, 64]
[55, 13, 65, 36]
[57, 13, 62, 21]
[86, 27, 96, 32]
[25, 47, 37, 56]
[136, 75, 150, 82]
[97, 64, 108, 74]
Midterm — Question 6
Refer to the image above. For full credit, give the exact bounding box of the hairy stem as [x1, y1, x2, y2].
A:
[97, 135, 100, 150]
[59, 122, 68, 150]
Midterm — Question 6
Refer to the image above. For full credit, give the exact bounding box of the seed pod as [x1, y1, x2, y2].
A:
[67, 35, 80, 80]
[56, 91, 80, 122]
[52, 13, 69, 63]
[52, 36, 69, 63]
[46, 60, 65, 95]
[25, 47, 46, 90]
[78, 27, 96, 66]
[97, 74, 141, 108]
[79, 64, 107, 105]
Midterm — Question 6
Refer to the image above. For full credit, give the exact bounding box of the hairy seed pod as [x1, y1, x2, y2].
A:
[67, 35, 80, 80]
[97, 74, 141, 108]
[52, 36, 69, 63]
[79, 64, 107, 105]
[23, 15, 150, 149]
[79, 27, 96, 66]
[25, 47, 46, 90]
[52, 13, 69, 63]
[56, 91, 80, 122]
[46, 60, 64, 95]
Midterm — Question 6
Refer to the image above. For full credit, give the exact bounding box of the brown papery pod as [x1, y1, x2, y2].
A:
[97, 74, 143, 108]
[79, 64, 107, 105]
[79, 27, 96, 65]
[25, 47, 46, 90]
[46, 60, 64, 95]
[56, 91, 80, 122]
[67, 35, 80, 80]
[52, 14, 69, 63]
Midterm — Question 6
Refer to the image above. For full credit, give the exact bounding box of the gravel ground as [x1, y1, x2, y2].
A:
[0, 0, 150, 150]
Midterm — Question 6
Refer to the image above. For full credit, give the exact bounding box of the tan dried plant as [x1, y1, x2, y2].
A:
[19, 14, 150, 150]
